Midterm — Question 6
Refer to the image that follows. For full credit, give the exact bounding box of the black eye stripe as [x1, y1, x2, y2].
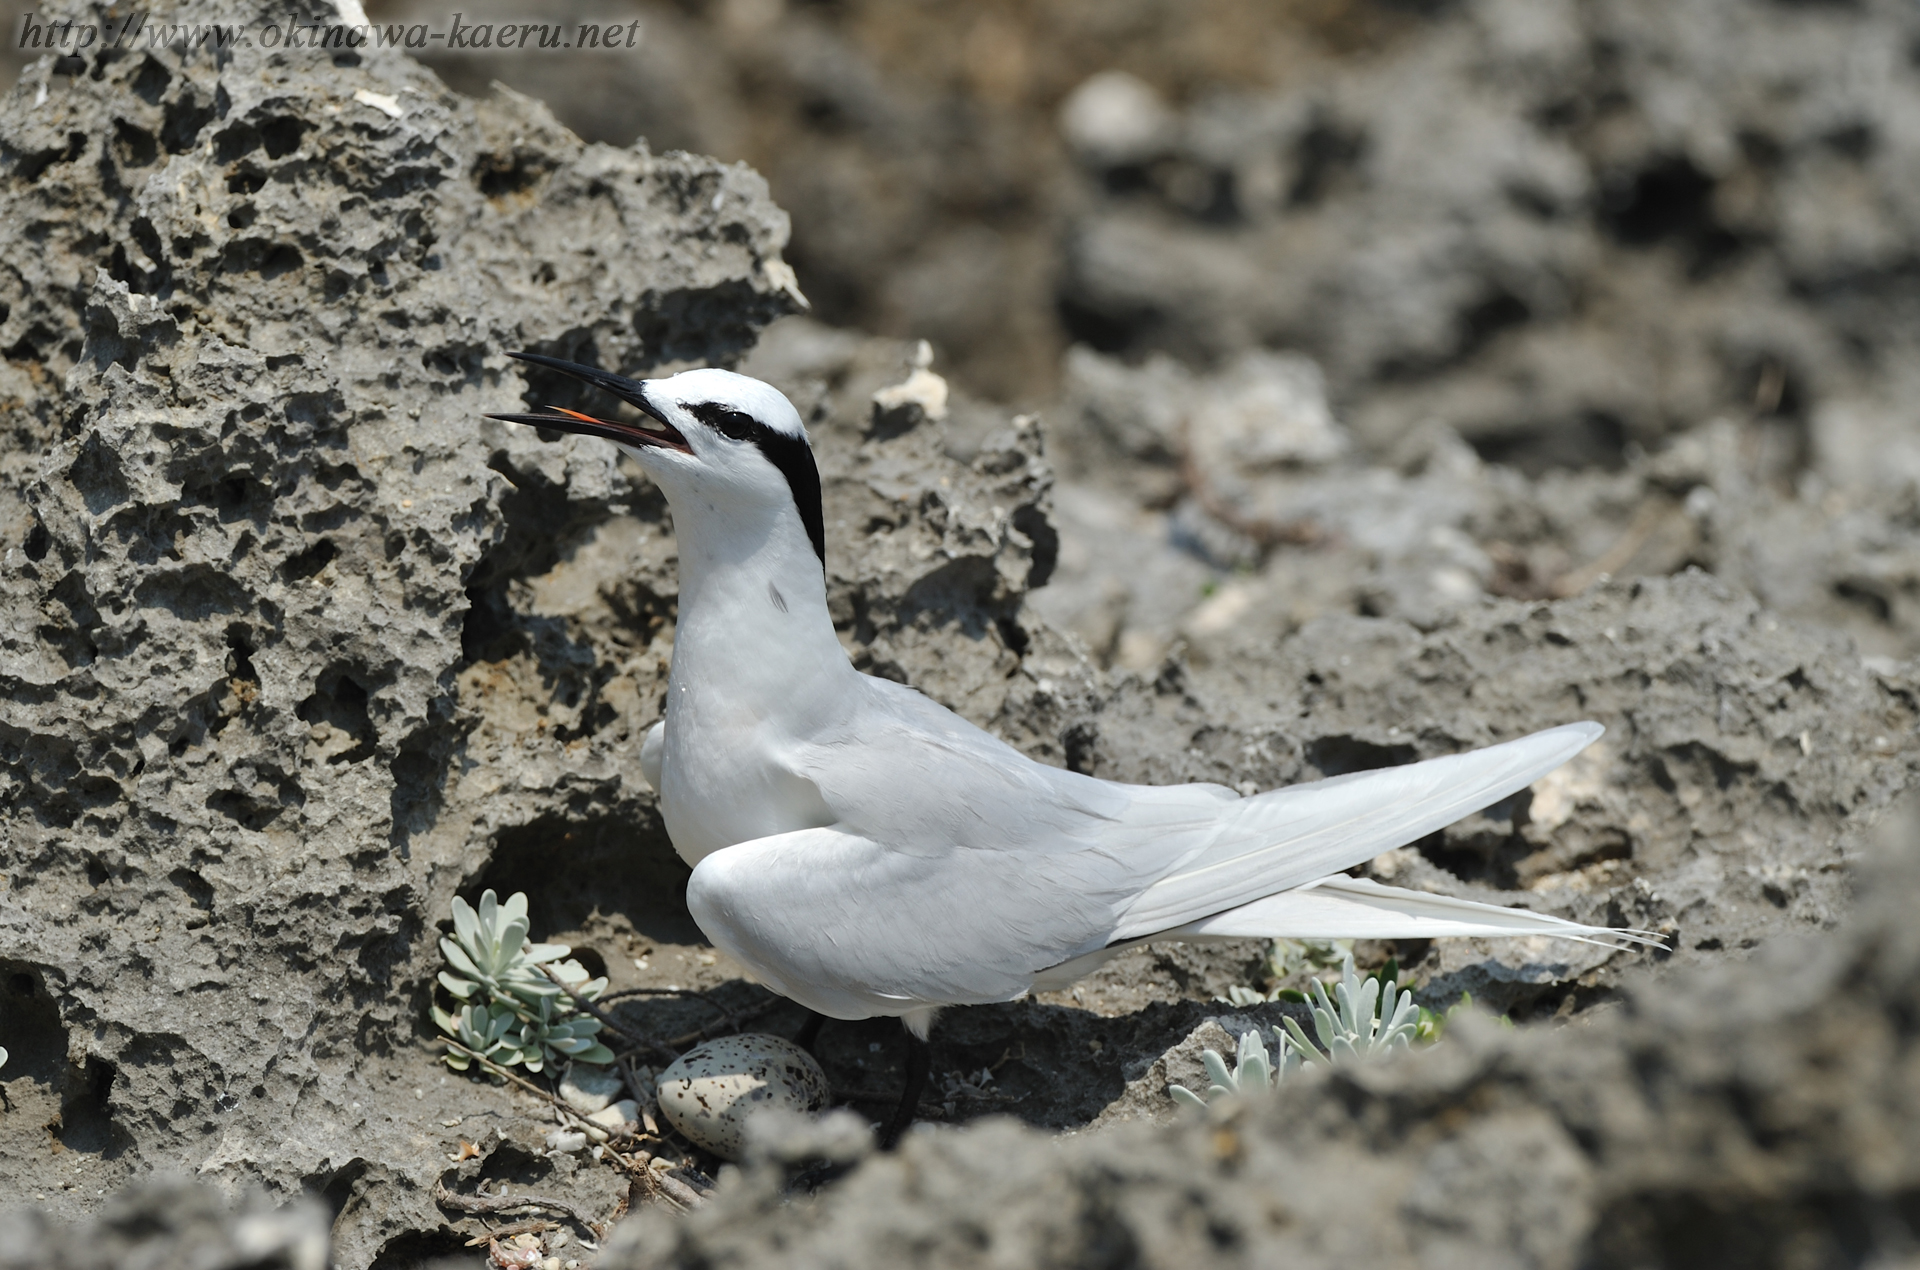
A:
[681, 399, 826, 569]
[686, 401, 762, 441]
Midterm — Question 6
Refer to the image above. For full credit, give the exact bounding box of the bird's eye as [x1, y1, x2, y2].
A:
[686, 402, 761, 442]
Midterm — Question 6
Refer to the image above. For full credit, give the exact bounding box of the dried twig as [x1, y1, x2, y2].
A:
[654, 1171, 711, 1210]
[441, 1041, 578, 1118]
[622, 1152, 711, 1211]
[1547, 498, 1671, 598]
[597, 985, 729, 1005]
[462, 1219, 554, 1247]
[433, 1179, 604, 1233]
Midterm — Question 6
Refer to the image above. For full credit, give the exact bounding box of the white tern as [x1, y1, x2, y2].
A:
[488, 352, 1655, 1141]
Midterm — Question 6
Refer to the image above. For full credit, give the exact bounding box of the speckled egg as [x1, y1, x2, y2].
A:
[655, 1033, 830, 1160]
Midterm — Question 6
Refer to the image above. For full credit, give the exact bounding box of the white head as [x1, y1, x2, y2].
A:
[490, 353, 824, 565]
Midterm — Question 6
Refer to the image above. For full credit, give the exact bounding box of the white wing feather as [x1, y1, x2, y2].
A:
[1112, 722, 1602, 939]
[689, 681, 1629, 1014]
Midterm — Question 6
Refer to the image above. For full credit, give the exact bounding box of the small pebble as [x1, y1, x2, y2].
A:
[560, 1066, 626, 1115]
[656, 1033, 829, 1160]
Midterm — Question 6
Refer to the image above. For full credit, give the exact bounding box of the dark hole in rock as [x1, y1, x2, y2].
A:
[308, 1157, 368, 1219]
[212, 122, 260, 163]
[1056, 291, 1149, 356]
[1012, 502, 1058, 589]
[1602, 154, 1744, 273]
[24, 521, 50, 560]
[1289, 116, 1368, 207]
[226, 205, 256, 230]
[112, 119, 157, 168]
[108, 244, 147, 293]
[165, 868, 212, 914]
[0, 962, 126, 1156]
[473, 812, 700, 949]
[225, 624, 258, 686]
[282, 538, 338, 581]
[1101, 162, 1154, 198]
[1605, 155, 1716, 245]
[297, 668, 378, 764]
[222, 238, 304, 280]
[260, 243, 303, 280]
[1459, 287, 1532, 357]
[1469, 410, 1629, 476]
[995, 615, 1031, 657]
[227, 167, 266, 195]
[367, 1229, 475, 1270]
[259, 116, 308, 159]
[131, 218, 165, 269]
[1062, 721, 1099, 775]
[1835, 579, 1892, 624]
[57, 1056, 124, 1155]
[161, 93, 216, 154]
[204, 789, 283, 832]
[1304, 734, 1418, 778]
[130, 55, 170, 104]
[389, 734, 451, 853]
[569, 946, 609, 981]
[1585, 1190, 1911, 1270]
[474, 151, 556, 200]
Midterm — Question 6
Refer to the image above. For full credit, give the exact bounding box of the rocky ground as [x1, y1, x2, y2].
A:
[4, 0, 1920, 1267]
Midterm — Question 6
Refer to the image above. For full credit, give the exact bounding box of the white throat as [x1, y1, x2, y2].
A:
[646, 466, 853, 863]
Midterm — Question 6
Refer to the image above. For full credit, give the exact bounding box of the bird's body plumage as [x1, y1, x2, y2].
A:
[491, 354, 1653, 1040]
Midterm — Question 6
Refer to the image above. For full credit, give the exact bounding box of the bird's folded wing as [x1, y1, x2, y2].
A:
[1115, 722, 1603, 940]
[684, 822, 1132, 1019]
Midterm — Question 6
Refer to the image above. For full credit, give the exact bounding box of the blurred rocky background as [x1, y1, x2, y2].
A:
[331, 0, 1920, 670]
[6, 0, 1920, 1265]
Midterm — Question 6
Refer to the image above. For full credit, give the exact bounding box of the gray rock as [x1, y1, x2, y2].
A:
[1058, 0, 1920, 468]
[602, 797, 1920, 1270]
[0, 0, 799, 1262]
[0, 1180, 329, 1270]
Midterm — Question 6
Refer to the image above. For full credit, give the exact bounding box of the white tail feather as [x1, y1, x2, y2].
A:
[1032, 876, 1661, 992]
[1115, 722, 1603, 939]
[1169, 875, 1665, 947]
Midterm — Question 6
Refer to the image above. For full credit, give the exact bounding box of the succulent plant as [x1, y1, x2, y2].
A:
[1168, 1026, 1299, 1110]
[438, 889, 576, 1007]
[1281, 952, 1419, 1065]
[1175, 953, 1433, 1109]
[432, 888, 615, 1073]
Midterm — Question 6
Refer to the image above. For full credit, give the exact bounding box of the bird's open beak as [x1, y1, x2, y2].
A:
[486, 351, 693, 454]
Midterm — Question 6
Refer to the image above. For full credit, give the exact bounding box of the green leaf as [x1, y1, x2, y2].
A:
[450, 895, 480, 952]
